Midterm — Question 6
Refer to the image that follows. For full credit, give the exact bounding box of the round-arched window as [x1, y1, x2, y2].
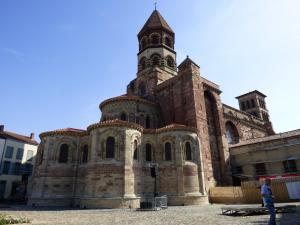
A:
[82, 144, 88, 163]
[139, 57, 147, 70]
[133, 140, 138, 160]
[225, 121, 239, 144]
[120, 112, 127, 121]
[151, 34, 160, 45]
[185, 142, 192, 161]
[106, 137, 115, 159]
[165, 36, 172, 47]
[166, 56, 174, 68]
[58, 144, 69, 163]
[164, 142, 172, 161]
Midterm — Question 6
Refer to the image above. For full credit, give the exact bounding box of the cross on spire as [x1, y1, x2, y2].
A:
[154, 1, 157, 10]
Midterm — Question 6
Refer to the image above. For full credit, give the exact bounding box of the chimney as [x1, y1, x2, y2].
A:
[30, 133, 35, 140]
[0, 125, 4, 132]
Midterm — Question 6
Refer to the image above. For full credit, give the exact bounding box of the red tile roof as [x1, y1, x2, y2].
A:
[99, 94, 157, 110]
[0, 131, 39, 145]
[39, 128, 87, 138]
[138, 10, 174, 37]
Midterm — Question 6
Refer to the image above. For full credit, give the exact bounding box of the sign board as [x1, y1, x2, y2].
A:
[286, 181, 300, 199]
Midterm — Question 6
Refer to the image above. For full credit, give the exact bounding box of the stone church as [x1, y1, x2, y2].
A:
[28, 10, 275, 208]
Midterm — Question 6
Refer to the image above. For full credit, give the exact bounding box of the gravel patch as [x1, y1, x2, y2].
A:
[1, 203, 300, 225]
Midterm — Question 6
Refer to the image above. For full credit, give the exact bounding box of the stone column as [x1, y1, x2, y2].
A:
[123, 129, 136, 198]
[175, 137, 184, 196]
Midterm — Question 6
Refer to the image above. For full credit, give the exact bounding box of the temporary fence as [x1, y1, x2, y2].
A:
[210, 176, 300, 204]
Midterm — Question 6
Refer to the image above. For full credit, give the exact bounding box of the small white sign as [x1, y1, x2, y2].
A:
[286, 181, 300, 199]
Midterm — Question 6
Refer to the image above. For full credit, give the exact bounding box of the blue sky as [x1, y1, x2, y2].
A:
[1, 0, 299, 140]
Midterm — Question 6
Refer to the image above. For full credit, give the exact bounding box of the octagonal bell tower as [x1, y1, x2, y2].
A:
[137, 10, 177, 76]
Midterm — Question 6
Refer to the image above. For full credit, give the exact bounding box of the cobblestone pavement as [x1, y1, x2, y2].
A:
[1, 203, 300, 225]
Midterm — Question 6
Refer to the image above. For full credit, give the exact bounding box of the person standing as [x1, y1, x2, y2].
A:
[261, 178, 276, 225]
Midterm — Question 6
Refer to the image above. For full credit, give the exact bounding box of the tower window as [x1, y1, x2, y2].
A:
[185, 142, 192, 161]
[106, 137, 115, 159]
[166, 56, 175, 68]
[145, 143, 152, 162]
[140, 37, 147, 49]
[165, 36, 172, 47]
[152, 56, 160, 66]
[58, 144, 69, 163]
[246, 100, 250, 109]
[150, 34, 160, 45]
[139, 57, 147, 70]
[164, 142, 172, 161]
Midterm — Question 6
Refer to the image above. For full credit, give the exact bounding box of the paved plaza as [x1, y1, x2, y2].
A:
[1, 203, 300, 225]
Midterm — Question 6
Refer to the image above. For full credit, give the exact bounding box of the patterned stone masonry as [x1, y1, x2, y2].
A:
[28, 9, 274, 208]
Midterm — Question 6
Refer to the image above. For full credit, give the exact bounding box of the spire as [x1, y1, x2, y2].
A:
[138, 10, 174, 38]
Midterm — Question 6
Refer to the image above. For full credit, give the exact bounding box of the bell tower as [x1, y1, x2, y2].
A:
[137, 10, 177, 76]
[127, 10, 177, 98]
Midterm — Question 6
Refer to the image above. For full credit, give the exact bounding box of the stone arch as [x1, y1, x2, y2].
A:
[79, 143, 89, 164]
[166, 55, 175, 68]
[164, 36, 172, 48]
[150, 33, 160, 45]
[164, 142, 172, 161]
[140, 36, 148, 49]
[150, 53, 161, 66]
[204, 90, 222, 184]
[225, 121, 240, 144]
[139, 57, 147, 71]
[99, 128, 122, 160]
[58, 143, 69, 163]
[185, 141, 192, 161]
[54, 138, 77, 162]
[106, 136, 115, 159]
[160, 136, 176, 162]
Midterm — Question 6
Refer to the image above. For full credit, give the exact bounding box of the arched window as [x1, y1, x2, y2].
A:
[82, 145, 88, 163]
[138, 82, 146, 96]
[145, 144, 152, 162]
[151, 34, 160, 45]
[152, 55, 160, 66]
[133, 140, 138, 160]
[58, 144, 69, 163]
[146, 116, 150, 128]
[120, 112, 127, 121]
[225, 121, 239, 144]
[165, 36, 172, 47]
[164, 142, 172, 161]
[106, 137, 115, 159]
[166, 56, 174, 68]
[139, 57, 147, 70]
[140, 37, 147, 49]
[185, 142, 192, 161]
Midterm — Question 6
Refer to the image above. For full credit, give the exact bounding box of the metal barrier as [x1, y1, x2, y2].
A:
[155, 195, 168, 209]
[139, 195, 168, 210]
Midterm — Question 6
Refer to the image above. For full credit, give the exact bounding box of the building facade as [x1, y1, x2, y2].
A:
[0, 125, 38, 200]
[230, 129, 300, 185]
[28, 10, 276, 208]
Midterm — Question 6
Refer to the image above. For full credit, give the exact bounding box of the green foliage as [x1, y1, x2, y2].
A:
[0, 213, 30, 225]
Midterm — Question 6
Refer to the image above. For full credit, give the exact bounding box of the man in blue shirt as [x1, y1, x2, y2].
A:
[261, 178, 276, 225]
